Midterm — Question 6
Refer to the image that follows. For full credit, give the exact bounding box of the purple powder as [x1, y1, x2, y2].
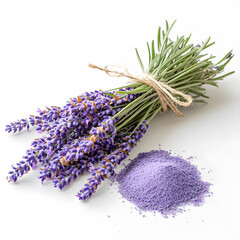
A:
[115, 150, 211, 216]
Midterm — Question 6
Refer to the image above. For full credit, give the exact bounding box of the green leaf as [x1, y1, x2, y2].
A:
[212, 71, 235, 81]
[193, 99, 207, 103]
[183, 33, 192, 47]
[166, 20, 169, 32]
[135, 48, 145, 72]
[216, 50, 233, 65]
[147, 42, 151, 65]
[157, 27, 161, 51]
[151, 40, 155, 60]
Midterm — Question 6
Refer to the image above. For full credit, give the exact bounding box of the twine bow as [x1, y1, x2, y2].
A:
[88, 64, 193, 117]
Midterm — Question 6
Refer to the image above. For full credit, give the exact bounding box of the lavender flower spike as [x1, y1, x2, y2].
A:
[76, 122, 148, 200]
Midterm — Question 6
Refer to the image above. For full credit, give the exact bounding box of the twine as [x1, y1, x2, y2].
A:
[88, 64, 193, 117]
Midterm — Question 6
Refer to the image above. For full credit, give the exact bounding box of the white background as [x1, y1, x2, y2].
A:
[0, 1, 239, 239]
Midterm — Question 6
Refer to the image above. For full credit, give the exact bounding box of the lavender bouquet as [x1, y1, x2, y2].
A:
[6, 21, 234, 200]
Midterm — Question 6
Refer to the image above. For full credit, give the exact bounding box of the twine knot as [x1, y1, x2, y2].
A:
[88, 64, 192, 117]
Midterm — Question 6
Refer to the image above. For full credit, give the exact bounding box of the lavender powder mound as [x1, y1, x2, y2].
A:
[115, 150, 211, 216]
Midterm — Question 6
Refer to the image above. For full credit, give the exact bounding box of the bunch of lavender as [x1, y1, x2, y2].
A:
[6, 21, 234, 200]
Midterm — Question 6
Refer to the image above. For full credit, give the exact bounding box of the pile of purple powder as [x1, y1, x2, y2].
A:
[115, 150, 211, 216]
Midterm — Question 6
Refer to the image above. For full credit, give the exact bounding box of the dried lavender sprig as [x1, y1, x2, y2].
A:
[5, 116, 41, 133]
[4, 90, 112, 133]
[51, 149, 107, 190]
[7, 114, 93, 182]
[35, 96, 116, 153]
[6, 93, 124, 183]
[7, 126, 85, 183]
[7, 149, 38, 182]
[5, 86, 139, 134]
[12, 96, 123, 183]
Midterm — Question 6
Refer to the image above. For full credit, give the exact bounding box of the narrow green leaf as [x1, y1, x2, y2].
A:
[147, 42, 151, 65]
[157, 27, 161, 51]
[215, 50, 233, 65]
[212, 71, 235, 81]
[135, 48, 145, 72]
[151, 40, 155, 60]
[193, 99, 207, 103]
[166, 20, 169, 32]
[183, 33, 192, 47]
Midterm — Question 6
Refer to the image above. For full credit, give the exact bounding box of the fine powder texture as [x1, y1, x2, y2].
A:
[115, 150, 211, 216]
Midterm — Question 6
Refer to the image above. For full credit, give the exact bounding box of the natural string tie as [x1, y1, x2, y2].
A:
[88, 64, 193, 117]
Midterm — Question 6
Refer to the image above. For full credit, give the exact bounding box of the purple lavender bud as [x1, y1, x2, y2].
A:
[7, 160, 31, 183]
[5, 125, 12, 133]
[226, 53, 232, 59]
